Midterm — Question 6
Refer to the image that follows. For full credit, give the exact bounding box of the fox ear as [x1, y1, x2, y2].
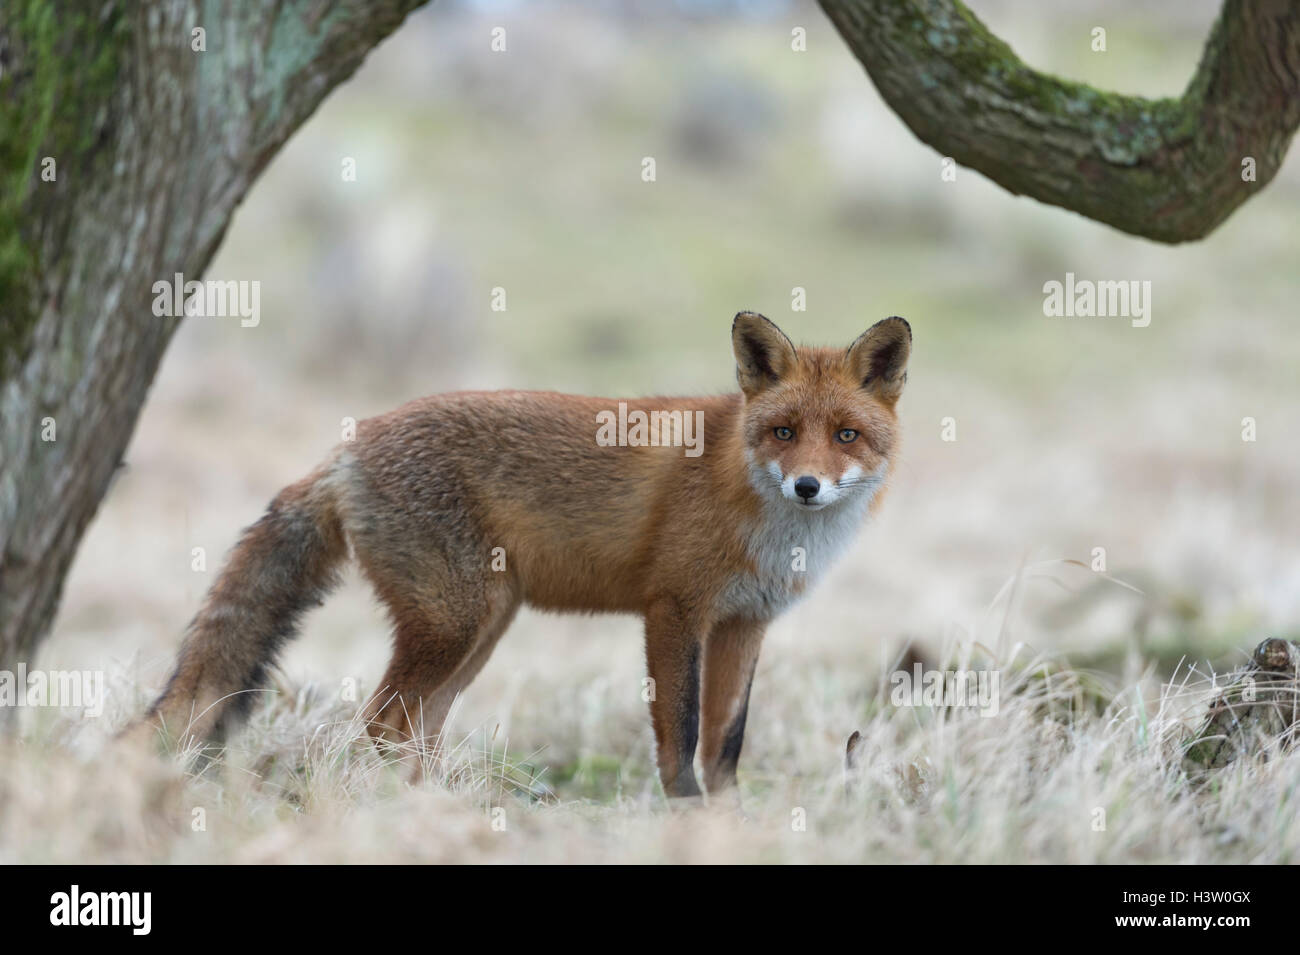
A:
[732, 311, 797, 398]
[846, 316, 911, 402]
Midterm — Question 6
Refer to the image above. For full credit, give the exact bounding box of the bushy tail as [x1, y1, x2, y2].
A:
[138, 467, 348, 746]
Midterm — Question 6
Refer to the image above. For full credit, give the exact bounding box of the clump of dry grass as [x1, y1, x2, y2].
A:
[3, 635, 1297, 864]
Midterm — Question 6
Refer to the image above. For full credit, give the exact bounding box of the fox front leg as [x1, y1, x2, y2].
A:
[700, 616, 765, 795]
[643, 598, 705, 800]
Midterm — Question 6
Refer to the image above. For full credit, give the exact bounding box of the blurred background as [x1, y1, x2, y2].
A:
[41, 0, 1300, 792]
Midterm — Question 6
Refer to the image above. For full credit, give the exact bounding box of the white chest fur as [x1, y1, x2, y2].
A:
[718, 483, 878, 620]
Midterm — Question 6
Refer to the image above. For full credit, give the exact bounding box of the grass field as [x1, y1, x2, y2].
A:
[7, 633, 1298, 863]
[7, 0, 1300, 864]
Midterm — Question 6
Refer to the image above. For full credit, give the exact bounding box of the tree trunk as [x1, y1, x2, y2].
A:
[818, 0, 1300, 243]
[3, 0, 1299, 685]
[0, 0, 427, 678]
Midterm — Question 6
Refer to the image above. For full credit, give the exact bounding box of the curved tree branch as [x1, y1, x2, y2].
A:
[818, 0, 1300, 243]
[0, 0, 427, 672]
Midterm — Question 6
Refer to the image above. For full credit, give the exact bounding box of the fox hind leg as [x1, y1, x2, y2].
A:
[360, 567, 518, 762]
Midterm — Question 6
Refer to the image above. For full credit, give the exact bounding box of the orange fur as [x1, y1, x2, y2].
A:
[134, 312, 911, 799]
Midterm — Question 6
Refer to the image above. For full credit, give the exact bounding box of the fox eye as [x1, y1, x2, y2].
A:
[836, 428, 859, 444]
[773, 426, 794, 441]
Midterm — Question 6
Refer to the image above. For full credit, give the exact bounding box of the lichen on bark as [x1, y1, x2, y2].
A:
[0, 1, 126, 372]
[818, 0, 1300, 243]
[0, 0, 428, 671]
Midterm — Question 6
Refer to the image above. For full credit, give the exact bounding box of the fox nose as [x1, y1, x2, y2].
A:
[794, 476, 820, 500]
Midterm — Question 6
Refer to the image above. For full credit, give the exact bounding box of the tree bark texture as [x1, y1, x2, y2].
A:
[818, 0, 1300, 243]
[0, 0, 428, 674]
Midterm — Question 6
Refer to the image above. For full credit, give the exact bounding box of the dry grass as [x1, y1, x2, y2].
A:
[5, 607, 1297, 864]
[11, 2, 1300, 865]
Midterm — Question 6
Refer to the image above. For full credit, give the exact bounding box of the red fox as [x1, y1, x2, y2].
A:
[133, 312, 910, 798]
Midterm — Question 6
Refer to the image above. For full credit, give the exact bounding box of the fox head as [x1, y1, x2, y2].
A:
[732, 311, 910, 512]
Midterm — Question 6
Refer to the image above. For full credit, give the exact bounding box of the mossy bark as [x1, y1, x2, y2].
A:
[818, 0, 1300, 243]
[0, 0, 427, 677]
